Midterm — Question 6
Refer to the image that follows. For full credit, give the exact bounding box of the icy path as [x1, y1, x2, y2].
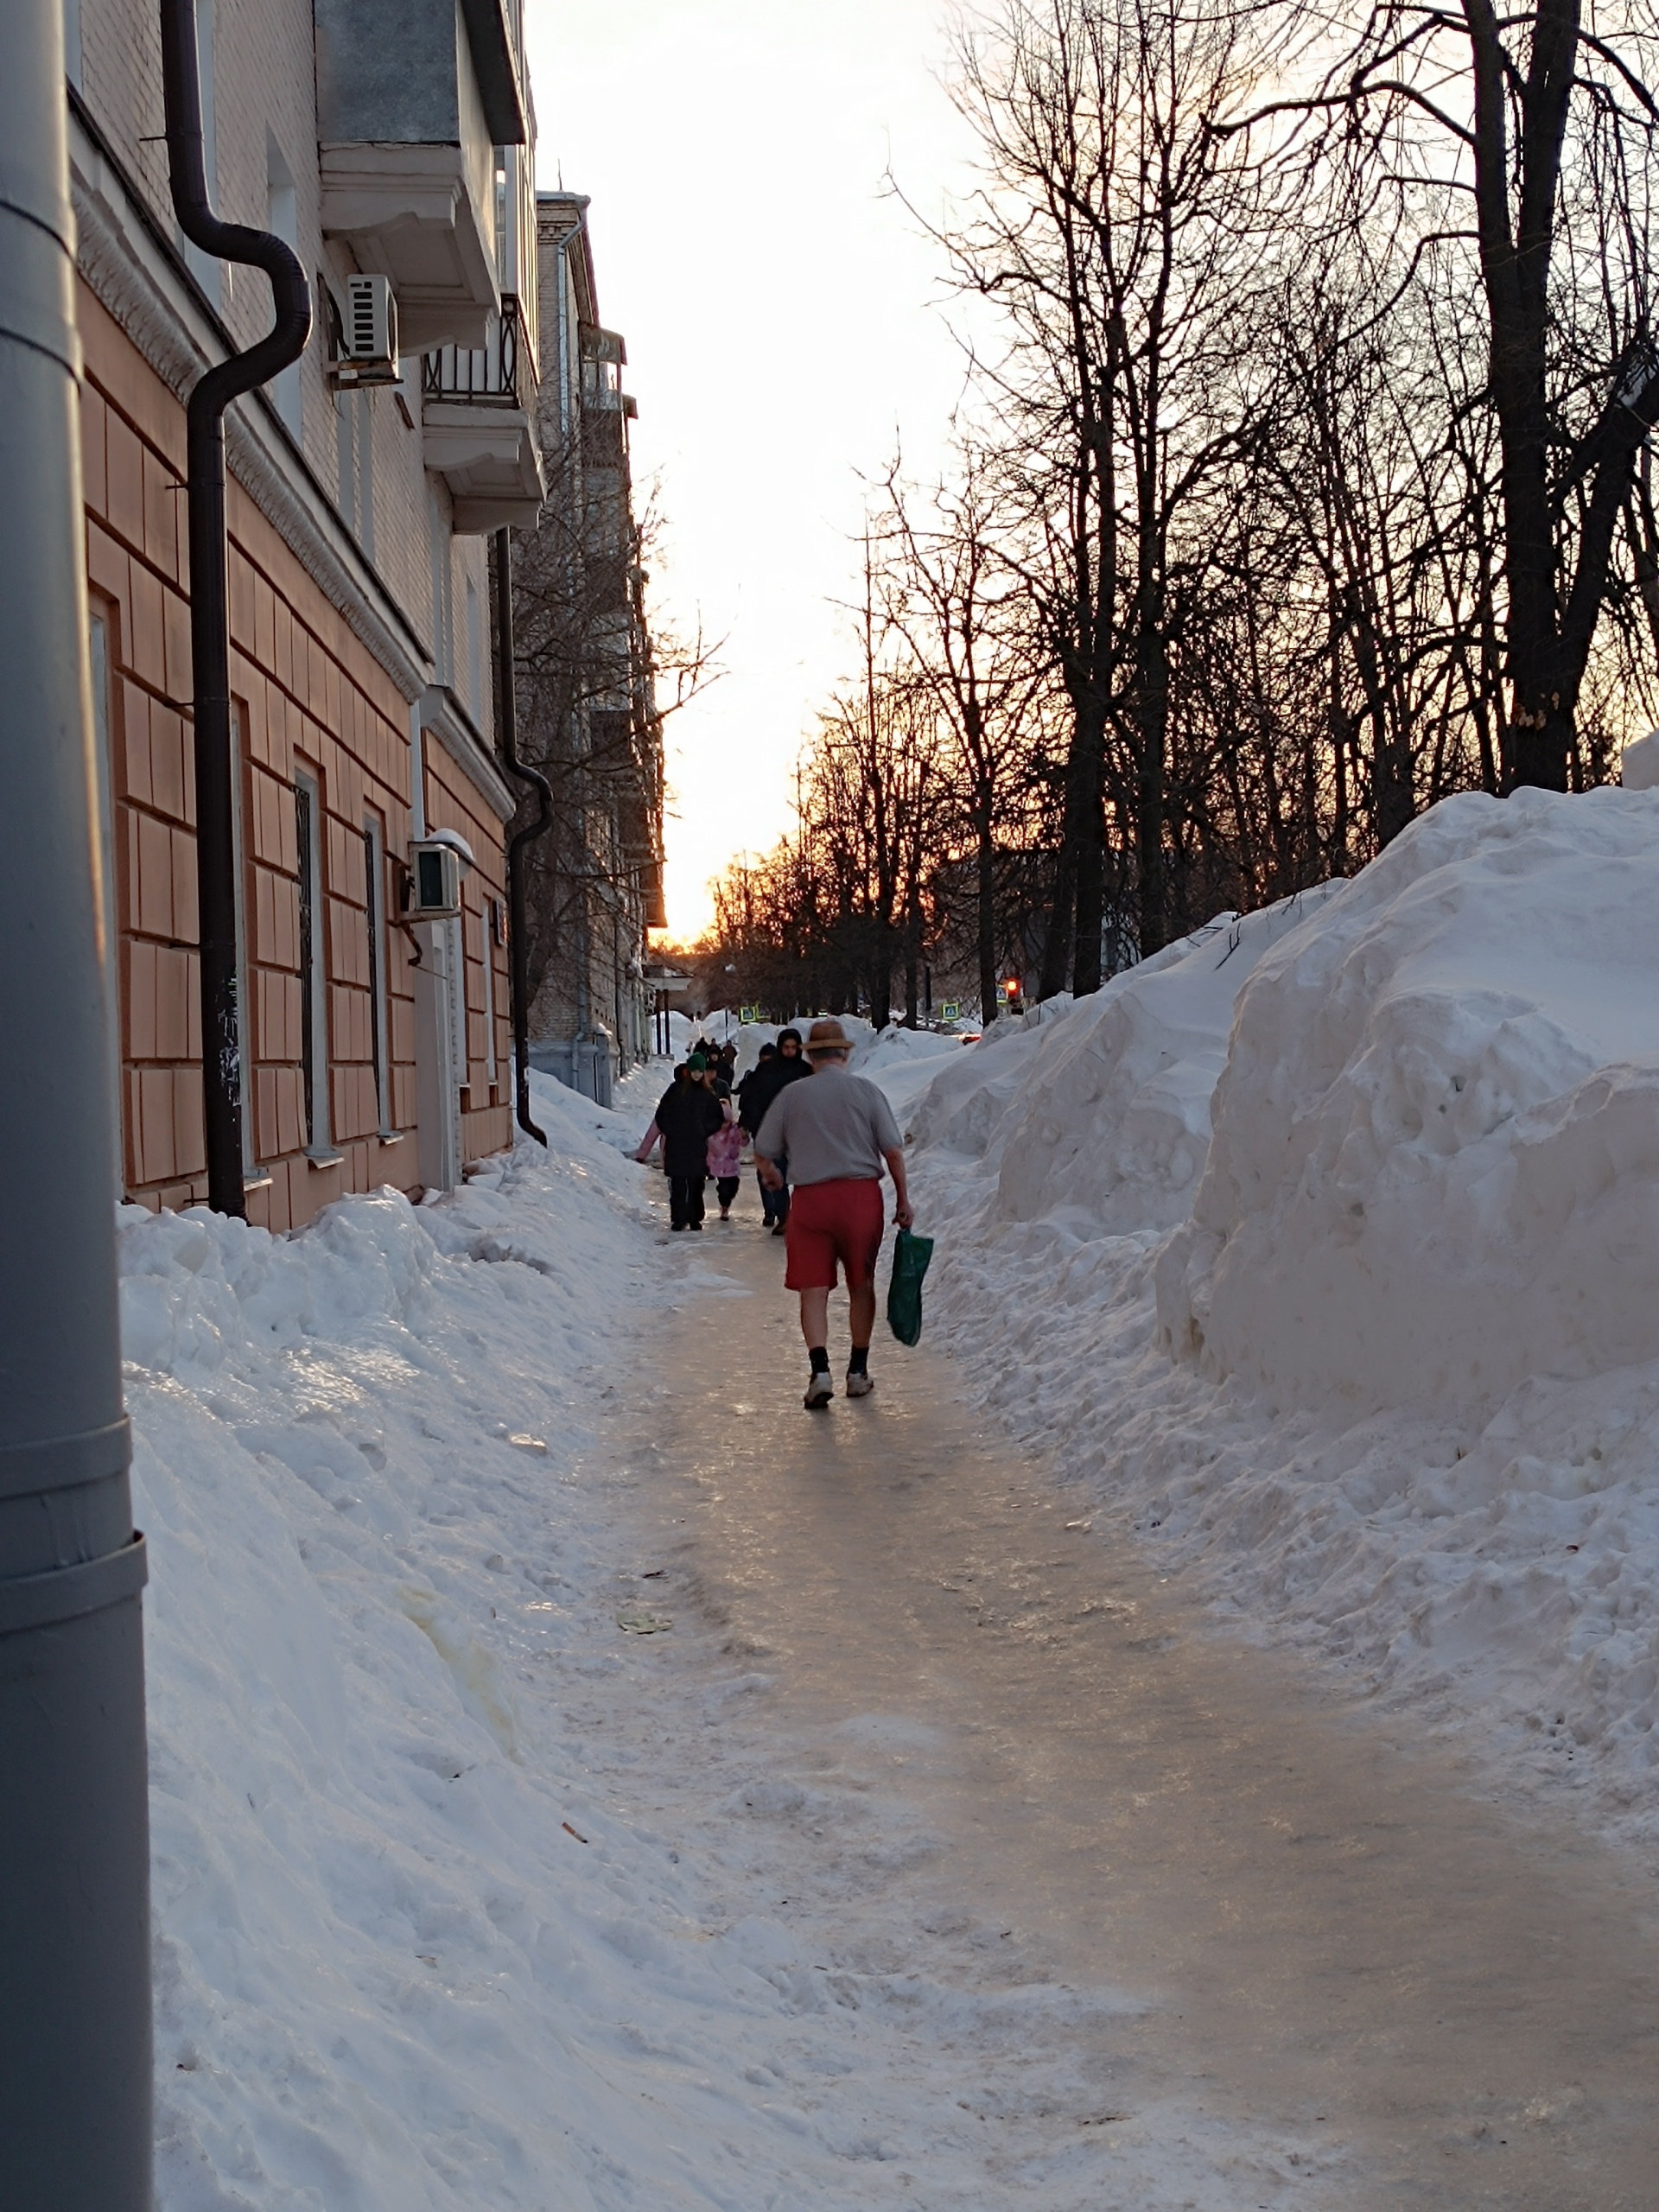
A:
[607, 1214, 1659, 2211]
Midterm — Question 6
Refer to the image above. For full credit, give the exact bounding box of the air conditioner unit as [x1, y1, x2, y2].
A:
[405, 839, 462, 919]
[332, 274, 400, 385]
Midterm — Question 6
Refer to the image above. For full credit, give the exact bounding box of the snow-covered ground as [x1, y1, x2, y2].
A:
[130, 781, 1659, 2202]
[133, 1067, 1292, 2210]
[896, 785, 1659, 1852]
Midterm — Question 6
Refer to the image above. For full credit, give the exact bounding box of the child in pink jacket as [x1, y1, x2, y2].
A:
[706, 1103, 745, 1220]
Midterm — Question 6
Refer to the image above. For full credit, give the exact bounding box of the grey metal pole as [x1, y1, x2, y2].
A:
[0, 8, 153, 2209]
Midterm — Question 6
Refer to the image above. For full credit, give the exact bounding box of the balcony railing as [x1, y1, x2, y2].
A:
[423, 294, 524, 407]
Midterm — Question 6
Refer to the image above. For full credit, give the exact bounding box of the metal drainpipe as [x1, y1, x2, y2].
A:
[160, 0, 310, 1217]
[492, 528, 552, 1142]
[0, 4, 151, 2203]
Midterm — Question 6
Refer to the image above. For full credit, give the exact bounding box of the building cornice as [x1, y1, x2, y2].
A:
[419, 686, 517, 823]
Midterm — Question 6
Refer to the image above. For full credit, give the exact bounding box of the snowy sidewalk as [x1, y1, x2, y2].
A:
[130, 1071, 1286, 2209]
[130, 1055, 1659, 2208]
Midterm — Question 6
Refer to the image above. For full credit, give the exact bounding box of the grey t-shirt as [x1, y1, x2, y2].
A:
[753, 1069, 903, 1186]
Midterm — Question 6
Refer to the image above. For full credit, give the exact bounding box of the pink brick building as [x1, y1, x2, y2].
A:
[64, 0, 544, 1229]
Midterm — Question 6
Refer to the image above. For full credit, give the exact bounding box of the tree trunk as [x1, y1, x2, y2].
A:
[1134, 620, 1168, 957]
[976, 816, 998, 1021]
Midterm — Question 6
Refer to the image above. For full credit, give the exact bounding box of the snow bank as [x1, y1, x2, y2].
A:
[990, 893, 1339, 1236]
[899, 787, 1659, 1843]
[1158, 790, 1659, 1417]
[850, 1024, 971, 1120]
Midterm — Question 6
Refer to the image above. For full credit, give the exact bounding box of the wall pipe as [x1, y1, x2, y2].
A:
[160, 0, 311, 1216]
[0, 4, 152, 2204]
[492, 527, 552, 1142]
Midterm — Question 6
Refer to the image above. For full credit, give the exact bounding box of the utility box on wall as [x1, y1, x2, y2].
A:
[406, 839, 463, 919]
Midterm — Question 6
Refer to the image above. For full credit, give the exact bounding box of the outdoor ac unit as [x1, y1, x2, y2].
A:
[333, 275, 400, 384]
[406, 840, 462, 920]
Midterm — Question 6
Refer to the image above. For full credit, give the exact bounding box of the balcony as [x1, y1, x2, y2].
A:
[422, 295, 544, 531]
[315, 0, 526, 351]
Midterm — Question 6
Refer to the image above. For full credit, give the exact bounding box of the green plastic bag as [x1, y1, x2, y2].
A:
[886, 1226, 935, 1347]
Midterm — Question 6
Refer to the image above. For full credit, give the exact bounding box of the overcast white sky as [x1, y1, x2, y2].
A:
[524, 0, 983, 940]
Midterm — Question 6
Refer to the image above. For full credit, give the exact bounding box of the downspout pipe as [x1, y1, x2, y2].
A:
[0, 3, 151, 2204]
[161, 0, 311, 1217]
[492, 527, 552, 1143]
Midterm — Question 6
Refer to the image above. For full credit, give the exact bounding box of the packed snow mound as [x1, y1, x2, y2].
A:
[1157, 787, 1659, 1418]
[906, 1020, 1046, 1157]
[990, 891, 1340, 1236]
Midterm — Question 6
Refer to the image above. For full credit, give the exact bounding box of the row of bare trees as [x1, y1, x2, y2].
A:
[706, 0, 1659, 1016]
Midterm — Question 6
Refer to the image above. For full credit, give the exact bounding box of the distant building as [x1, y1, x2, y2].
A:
[64, 0, 544, 1224]
[513, 192, 665, 1109]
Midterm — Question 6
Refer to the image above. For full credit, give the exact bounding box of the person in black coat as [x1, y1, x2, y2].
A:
[655, 1057, 726, 1230]
[737, 1027, 813, 1232]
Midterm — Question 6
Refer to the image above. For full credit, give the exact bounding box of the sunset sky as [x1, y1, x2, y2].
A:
[524, 0, 983, 941]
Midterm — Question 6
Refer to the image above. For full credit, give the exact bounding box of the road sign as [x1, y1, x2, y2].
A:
[940, 1000, 960, 1023]
[740, 1005, 760, 1024]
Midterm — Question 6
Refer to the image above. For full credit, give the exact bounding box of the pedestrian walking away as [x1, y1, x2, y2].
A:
[739, 1027, 812, 1233]
[653, 1055, 725, 1230]
[706, 1095, 746, 1219]
[753, 1018, 912, 1408]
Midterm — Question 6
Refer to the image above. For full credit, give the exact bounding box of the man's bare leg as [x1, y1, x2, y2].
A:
[799, 1286, 830, 1349]
[798, 1286, 835, 1408]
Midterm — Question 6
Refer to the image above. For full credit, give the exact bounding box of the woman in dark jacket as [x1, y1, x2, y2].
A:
[737, 1027, 814, 1233]
[654, 1056, 726, 1230]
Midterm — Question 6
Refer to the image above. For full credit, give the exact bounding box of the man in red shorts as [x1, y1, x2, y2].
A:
[753, 1018, 914, 1408]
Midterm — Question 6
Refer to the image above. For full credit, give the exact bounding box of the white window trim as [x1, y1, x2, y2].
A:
[229, 704, 263, 1180]
[364, 817, 396, 1137]
[295, 770, 338, 1160]
[481, 899, 498, 1089]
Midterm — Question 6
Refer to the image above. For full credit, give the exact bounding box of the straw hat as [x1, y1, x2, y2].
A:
[804, 1018, 853, 1058]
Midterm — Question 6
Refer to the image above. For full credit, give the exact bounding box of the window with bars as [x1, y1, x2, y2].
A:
[295, 772, 333, 1155]
[364, 818, 394, 1136]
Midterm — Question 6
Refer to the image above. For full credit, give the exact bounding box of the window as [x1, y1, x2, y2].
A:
[88, 607, 121, 1191]
[363, 817, 393, 1135]
[480, 899, 499, 1089]
[294, 771, 333, 1154]
[230, 704, 257, 1173]
[429, 484, 453, 683]
[266, 139, 302, 441]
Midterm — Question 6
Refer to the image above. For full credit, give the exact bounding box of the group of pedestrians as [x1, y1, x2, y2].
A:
[636, 1019, 913, 1409]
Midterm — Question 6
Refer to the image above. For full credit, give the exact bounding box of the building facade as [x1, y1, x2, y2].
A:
[65, 0, 543, 1229]
[513, 191, 664, 1108]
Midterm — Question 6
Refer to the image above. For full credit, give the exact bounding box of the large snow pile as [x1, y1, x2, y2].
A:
[889, 787, 1659, 1842]
[850, 1024, 971, 1119]
[990, 893, 1340, 1236]
[1157, 790, 1659, 1417]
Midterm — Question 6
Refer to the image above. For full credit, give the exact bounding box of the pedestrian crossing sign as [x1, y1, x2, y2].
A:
[740, 1005, 760, 1024]
[940, 1001, 960, 1023]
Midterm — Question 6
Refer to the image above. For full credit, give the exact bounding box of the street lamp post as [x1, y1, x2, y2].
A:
[0, 6, 154, 2207]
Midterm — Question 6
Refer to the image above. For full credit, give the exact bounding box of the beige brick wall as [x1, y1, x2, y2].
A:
[80, 281, 440, 1230]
